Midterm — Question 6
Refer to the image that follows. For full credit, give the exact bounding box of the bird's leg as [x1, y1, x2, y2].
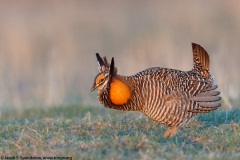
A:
[163, 126, 179, 138]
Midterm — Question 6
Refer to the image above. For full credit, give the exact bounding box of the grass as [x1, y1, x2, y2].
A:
[0, 105, 240, 160]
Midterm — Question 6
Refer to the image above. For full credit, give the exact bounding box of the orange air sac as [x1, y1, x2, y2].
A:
[109, 79, 131, 105]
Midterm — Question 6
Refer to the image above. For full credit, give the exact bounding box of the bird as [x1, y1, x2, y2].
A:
[91, 43, 221, 138]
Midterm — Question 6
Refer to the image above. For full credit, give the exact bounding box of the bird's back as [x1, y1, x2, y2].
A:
[129, 67, 209, 127]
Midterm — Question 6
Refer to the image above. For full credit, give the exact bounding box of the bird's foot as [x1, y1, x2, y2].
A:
[164, 126, 179, 138]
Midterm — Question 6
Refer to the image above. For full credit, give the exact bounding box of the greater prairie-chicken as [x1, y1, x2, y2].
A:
[91, 43, 221, 138]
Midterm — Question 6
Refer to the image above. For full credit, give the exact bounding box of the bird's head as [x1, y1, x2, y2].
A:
[91, 53, 117, 92]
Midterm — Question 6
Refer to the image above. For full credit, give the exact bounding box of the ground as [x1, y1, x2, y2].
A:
[0, 104, 240, 160]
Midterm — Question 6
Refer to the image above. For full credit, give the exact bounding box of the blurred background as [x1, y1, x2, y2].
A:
[0, 0, 239, 109]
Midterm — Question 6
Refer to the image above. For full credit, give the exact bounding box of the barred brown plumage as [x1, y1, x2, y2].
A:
[91, 43, 221, 138]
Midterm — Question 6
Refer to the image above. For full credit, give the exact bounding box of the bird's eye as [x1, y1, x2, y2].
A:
[96, 74, 106, 84]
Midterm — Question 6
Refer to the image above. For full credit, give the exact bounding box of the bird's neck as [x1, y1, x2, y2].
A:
[99, 75, 143, 111]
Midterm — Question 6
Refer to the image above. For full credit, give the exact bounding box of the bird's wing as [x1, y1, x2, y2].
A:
[162, 80, 221, 115]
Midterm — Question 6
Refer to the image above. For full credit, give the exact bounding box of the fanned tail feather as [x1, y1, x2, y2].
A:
[192, 43, 211, 80]
[192, 43, 210, 70]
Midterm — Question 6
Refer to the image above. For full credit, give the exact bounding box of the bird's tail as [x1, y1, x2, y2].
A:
[191, 43, 211, 80]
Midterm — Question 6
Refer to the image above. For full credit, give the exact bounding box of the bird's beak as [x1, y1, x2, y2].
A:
[91, 84, 98, 92]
